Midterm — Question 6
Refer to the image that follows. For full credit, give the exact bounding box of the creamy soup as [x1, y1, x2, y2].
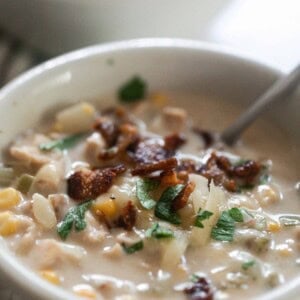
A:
[0, 79, 299, 300]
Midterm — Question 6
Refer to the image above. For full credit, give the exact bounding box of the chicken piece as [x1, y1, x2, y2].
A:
[10, 146, 51, 169]
[162, 107, 187, 130]
[76, 211, 107, 244]
[85, 132, 106, 165]
[34, 239, 86, 268]
[49, 194, 70, 221]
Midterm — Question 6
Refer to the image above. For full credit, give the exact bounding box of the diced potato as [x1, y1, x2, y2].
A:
[32, 193, 57, 229]
[55, 102, 96, 133]
[30, 163, 61, 196]
[40, 270, 61, 285]
[190, 183, 225, 247]
[0, 211, 19, 236]
[189, 174, 209, 213]
[0, 187, 21, 210]
[92, 198, 117, 219]
[161, 231, 188, 269]
[109, 177, 138, 209]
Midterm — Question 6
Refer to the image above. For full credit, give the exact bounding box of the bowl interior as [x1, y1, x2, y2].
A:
[0, 39, 299, 300]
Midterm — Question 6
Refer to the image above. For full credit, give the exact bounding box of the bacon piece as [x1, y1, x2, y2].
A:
[172, 181, 195, 211]
[184, 276, 213, 300]
[160, 169, 182, 186]
[99, 123, 139, 160]
[94, 116, 118, 147]
[164, 133, 186, 151]
[192, 128, 214, 148]
[67, 164, 126, 201]
[116, 201, 137, 231]
[131, 158, 178, 176]
[131, 138, 170, 164]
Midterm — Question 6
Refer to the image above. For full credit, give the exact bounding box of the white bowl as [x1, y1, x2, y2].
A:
[0, 39, 299, 300]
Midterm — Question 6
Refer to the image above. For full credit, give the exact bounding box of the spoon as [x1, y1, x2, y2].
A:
[221, 64, 300, 145]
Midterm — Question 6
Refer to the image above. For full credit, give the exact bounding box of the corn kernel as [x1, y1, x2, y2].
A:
[0, 211, 19, 236]
[82, 103, 95, 115]
[92, 199, 117, 218]
[53, 122, 63, 132]
[73, 284, 97, 299]
[40, 270, 61, 285]
[0, 188, 21, 210]
[275, 244, 293, 257]
[151, 92, 168, 107]
[267, 222, 281, 233]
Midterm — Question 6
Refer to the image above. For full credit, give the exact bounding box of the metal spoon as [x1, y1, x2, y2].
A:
[221, 64, 300, 145]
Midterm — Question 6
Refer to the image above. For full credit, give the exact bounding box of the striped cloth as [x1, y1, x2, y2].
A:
[0, 29, 47, 300]
[0, 30, 48, 87]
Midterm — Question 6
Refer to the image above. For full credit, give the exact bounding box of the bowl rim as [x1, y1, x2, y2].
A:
[0, 38, 292, 300]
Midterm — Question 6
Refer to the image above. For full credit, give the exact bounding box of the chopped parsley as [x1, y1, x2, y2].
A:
[228, 207, 244, 222]
[145, 223, 174, 239]
[211, 208, 243, 242]
[39, 133, 85, 151]
[57, 200, 92, 240]
[136, 178, 159, 210]
[118, 76, 147, 103]
[154, 184, 184, 225]
[242, 260, 256, 270]
[194, 210, 213, 228]
[121, 240, 144, 254]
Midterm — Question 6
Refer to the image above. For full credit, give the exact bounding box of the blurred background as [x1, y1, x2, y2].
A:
[0, 0, 299, 87]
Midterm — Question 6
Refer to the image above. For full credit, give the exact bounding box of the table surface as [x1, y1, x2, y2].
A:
[0, 0, 299, 299]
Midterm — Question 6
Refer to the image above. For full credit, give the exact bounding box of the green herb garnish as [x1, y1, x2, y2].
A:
[136, 178, 159, 210]
[154, 184, 184, 225]
[16, 174, 34, 194]
[211, 211, 235, 241]
[228, 207, 244, 222]
[121, 240, 144, 254]
[118, 76, 147, 103]
[259, 173, 271, 185]
[57, 200, 92, 240]
[211, 208, 244, 241]
[242, 260, 256, 270]
[39, 133, 85, 151]
[194, 209, 213, 228]
[145, 223, 174, 239]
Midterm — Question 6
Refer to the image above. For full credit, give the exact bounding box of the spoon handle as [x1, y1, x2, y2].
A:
[221, 64, 300, 145]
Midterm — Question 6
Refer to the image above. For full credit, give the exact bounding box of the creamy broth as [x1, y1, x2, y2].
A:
[0, 90, 299, 300]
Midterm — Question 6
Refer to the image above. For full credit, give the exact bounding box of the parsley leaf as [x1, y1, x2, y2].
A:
[211, 208, 244, 241]
[118, 76, 147, 103]
[242, 260, 256, 270]
[154, 184, 184, 225]
[211, 211, 235, 242]
[57, 200, 92, 240]
[228, 207, 244, 222]
[40, 133, 85, 151]
[145, 223, 174, 239]
[136, 178, 159, 210]
[121, 240, 144, 254]
[194, 210, 213, 228]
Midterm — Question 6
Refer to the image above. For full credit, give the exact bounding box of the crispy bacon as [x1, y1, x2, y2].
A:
[67, 164, 126, 201]
[131, 157, 178, 176]
[116, 201, 137, 230]
[99, 123, 139, 160]
[192, 128, 214, 148]
[172, 181, 195, 211]
[131, 138, 170, 164]
[184, 276, 213, 300]
[164, 133, 186, 151]
[94, 116, 118, 147]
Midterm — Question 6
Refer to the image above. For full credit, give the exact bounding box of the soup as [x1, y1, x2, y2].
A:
[0, 79, 299, 300]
